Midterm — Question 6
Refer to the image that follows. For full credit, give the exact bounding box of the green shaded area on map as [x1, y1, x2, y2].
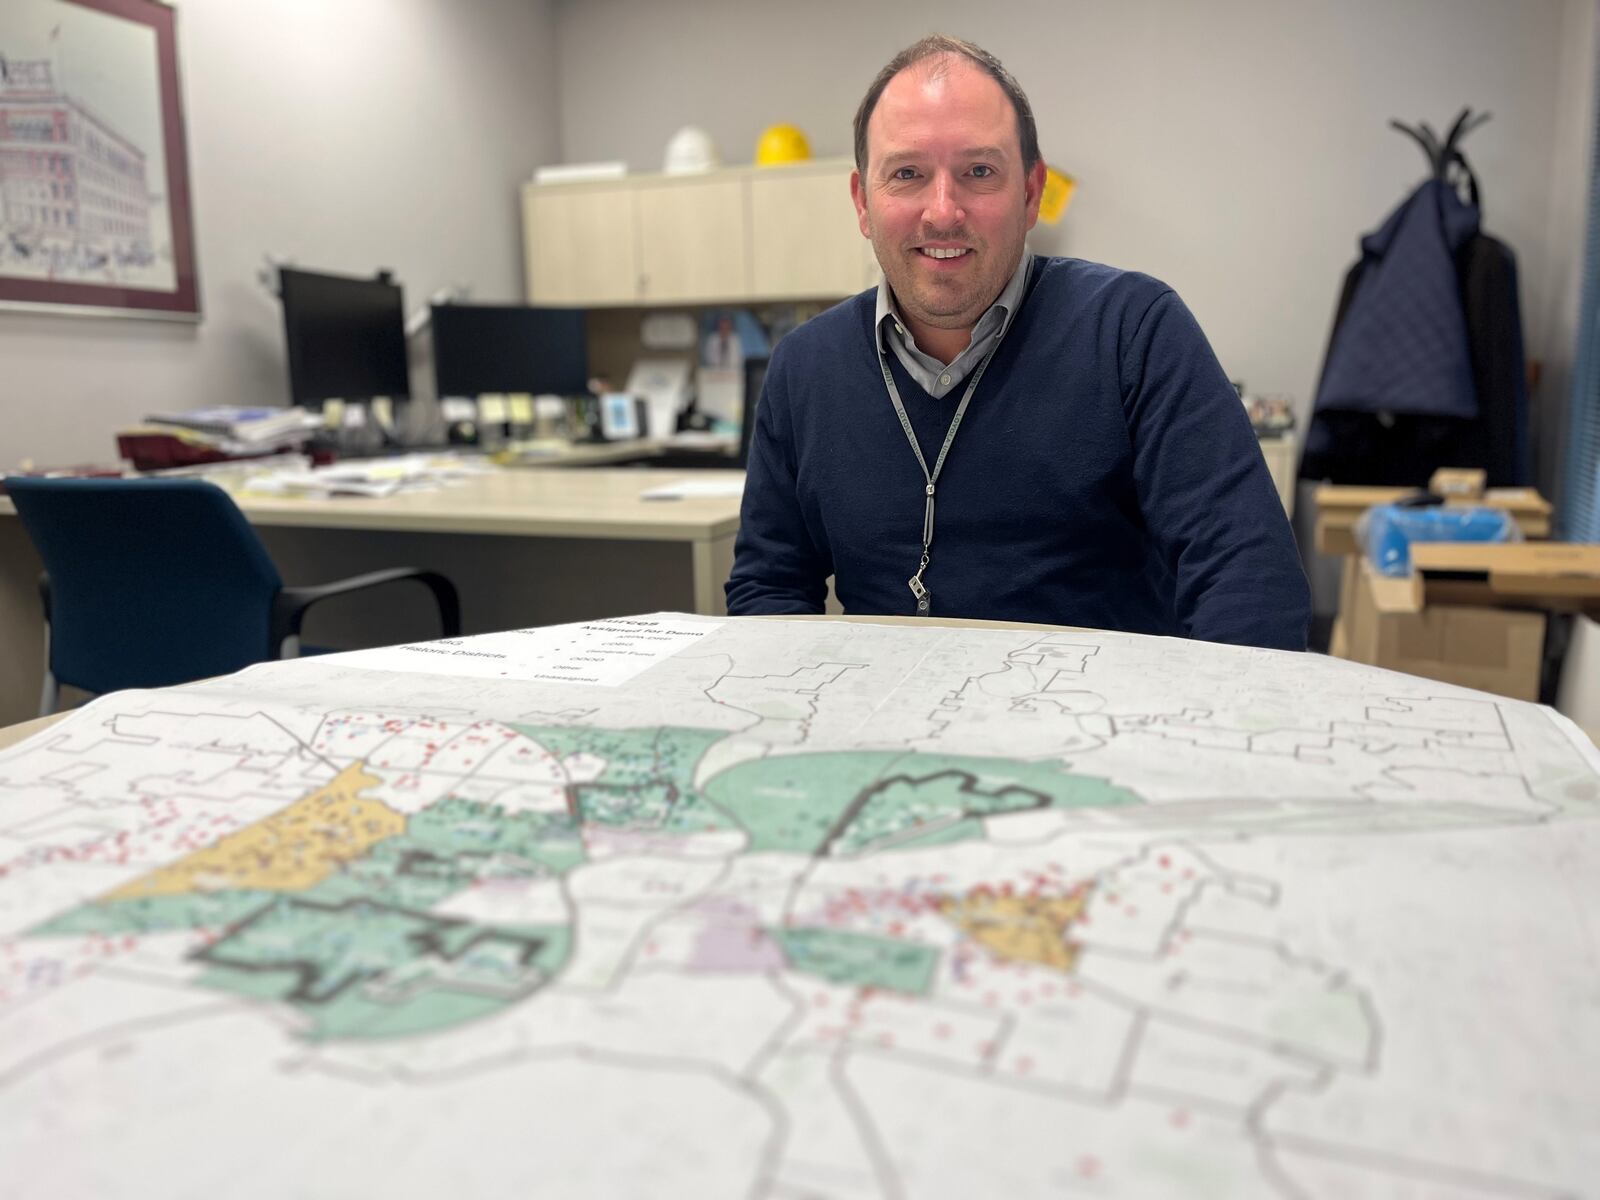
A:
[771, 927, 939, 995]
[30, 795, 585, 940]
[194, 894, 572, 1040]
[513, 724, 734, 833]
[304, 795, 585, 908]
[703, 751, 1140, 854]
[28, 726, 1142, 1042]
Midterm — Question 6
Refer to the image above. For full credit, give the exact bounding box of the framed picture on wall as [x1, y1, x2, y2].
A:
[0, 0, 200, 320]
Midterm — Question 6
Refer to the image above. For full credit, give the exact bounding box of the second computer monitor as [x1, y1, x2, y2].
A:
[431, 304, 589, 398]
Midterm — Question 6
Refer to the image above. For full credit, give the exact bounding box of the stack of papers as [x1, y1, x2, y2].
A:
[242, 454, 489, 498]
[144, 406, 320, 448]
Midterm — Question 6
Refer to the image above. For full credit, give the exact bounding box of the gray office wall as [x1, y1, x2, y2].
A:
[0, 0, 562, 470]
[554, 0, 1595, 456]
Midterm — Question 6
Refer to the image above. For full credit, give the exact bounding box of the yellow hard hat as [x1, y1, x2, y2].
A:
[755, 123, 811, 166]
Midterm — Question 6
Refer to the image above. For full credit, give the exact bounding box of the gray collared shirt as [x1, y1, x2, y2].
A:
[874, 251, 1033, 399]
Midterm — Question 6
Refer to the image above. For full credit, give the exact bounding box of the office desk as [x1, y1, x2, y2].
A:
[0, 466, 744, 726]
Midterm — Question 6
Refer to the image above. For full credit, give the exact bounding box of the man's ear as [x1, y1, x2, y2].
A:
[1023, 159, 1047, 230]
[850, 169, 872, 239]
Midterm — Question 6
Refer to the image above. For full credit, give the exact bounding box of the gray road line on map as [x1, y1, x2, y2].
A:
[830, 1044, 904, 1200]
[1245, 1067, 1335, 1200]
[589, 856, 737, 994]
[0, 998, 270, 1090]
[1101, 1006, 1147, 1104]
[389, 1038, 795, 1176]
[816, 1037, 1127, 1108]
[741, 969, 808, 1083]
[281, 1051, 392, 1087]
[1122, 1081, 1253, 1122]
[1072, 973, 1365, 1077]
[1266, 1129, 1576, 1199]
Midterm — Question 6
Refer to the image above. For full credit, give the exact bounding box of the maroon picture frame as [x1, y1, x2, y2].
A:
[0, 0, 199, 319]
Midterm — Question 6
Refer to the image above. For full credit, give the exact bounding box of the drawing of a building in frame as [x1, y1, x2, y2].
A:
[0, 57, 155, 277]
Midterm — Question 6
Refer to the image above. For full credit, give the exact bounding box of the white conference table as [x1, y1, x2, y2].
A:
[0, 464, 745, 727]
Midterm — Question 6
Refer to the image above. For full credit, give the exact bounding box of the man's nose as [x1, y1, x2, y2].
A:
[922, 173, 965, 229]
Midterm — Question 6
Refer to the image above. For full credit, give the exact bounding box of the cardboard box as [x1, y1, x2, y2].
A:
[1428, 467, 1486, 498]
[1333, 557, 1546, 700]
[1313, 484, 1552, 556]
[1330, 543, 1600, 702]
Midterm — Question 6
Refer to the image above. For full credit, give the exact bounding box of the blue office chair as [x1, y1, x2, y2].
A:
[5, 476, 461, 714]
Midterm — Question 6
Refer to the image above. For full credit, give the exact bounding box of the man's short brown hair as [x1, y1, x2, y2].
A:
[852, 35, 1041, 176]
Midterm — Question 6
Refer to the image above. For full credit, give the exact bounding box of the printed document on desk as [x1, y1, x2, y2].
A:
[318, 614, 718, 685]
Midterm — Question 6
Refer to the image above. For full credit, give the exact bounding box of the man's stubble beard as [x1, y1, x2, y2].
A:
[874, 235, 997, 332]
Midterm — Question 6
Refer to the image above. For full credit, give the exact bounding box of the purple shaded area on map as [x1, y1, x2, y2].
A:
[687, 897, 787, 971]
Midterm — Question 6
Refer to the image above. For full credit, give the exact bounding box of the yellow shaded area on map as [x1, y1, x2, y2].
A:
[106, 762, 403, 900]
[939, 885, 1092, 973]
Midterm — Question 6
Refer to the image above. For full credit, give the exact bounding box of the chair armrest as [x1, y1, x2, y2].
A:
[270, 568, 462, 651]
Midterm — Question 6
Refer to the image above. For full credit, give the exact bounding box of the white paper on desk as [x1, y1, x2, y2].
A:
[242, 454, 488, 497]
[640, 477, 745, 500]
[664, 430, 739, 449]
[320, 615, 720, 686]
[247, 471, 405, 498]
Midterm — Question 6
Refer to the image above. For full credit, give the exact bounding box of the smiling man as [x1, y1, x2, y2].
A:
[725, 35, 1311, 650]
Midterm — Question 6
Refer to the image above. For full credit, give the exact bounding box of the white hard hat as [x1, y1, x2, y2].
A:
[663, 126, 720, 174]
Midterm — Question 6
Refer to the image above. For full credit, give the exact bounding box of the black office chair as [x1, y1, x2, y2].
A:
[5, 476, 461, 714]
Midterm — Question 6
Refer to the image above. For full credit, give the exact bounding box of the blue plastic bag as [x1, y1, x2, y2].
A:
[1355, 504, 1521, 578]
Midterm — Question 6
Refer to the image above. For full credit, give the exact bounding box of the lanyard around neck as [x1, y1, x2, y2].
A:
[875, 343, 999, 616]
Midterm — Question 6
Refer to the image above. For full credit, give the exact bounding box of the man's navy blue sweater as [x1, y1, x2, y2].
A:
[726, 257, 1311, 650]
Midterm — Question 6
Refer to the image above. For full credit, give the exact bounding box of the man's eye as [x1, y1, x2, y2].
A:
[892, 167, 919, 181]
[970, 164, 995, 179]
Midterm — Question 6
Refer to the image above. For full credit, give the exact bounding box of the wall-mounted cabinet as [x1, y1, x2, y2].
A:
[633, 176, 748, 303]
[523, 184, 637, 305]
[521, 159, 877, 307]
[748, 165, 878, 300]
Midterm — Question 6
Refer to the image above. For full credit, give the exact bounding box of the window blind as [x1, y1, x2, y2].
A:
[1563, 44, 1600, 542]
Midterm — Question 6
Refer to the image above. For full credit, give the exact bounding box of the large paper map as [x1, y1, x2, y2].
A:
[1, 615, 1597, 1198]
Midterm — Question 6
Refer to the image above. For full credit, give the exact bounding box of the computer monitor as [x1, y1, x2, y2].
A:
[739, 356, 769, 468]
[279, 267, 409, 407]
[430, 304, 590, 398]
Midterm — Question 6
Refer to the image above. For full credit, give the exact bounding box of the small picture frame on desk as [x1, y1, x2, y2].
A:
[599, 393, 641, 441]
